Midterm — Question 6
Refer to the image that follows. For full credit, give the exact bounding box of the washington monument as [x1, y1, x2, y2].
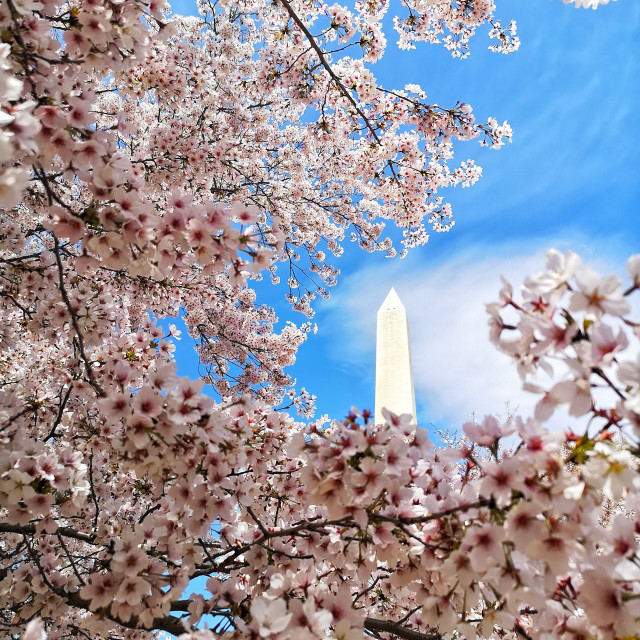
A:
[374, 288, 417, 424]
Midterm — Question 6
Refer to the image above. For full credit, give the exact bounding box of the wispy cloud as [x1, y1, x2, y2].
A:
[321, 238, 632, 432]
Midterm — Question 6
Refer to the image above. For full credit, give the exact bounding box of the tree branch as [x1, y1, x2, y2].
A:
[371, 499, 491, 525]
[64, 590, 192, 637]
[0, 523, 97, 544]
[276, 0, 381, 141]
[365, 618, 440, 640]
[45, 383, 73, 440]
[53, 237, 105, 397]
[276, 0, 415, 215]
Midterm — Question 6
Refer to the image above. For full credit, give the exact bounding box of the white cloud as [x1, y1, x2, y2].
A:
[321, 240, 635, 432]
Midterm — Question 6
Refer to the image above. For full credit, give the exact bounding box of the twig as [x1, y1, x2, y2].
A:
[371, 498, 490, 526]
[53, 237, 105, 397]
[365, 618, 440, 640]
[45, 383, 73, 440]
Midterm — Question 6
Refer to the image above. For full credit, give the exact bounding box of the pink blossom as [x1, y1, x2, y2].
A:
[505, 501, 547, 549]
[465, 524, 505, 573]
[570, 267, 630, 317]
[626, 253, 640, 287]
[582, 444, 640, 500]
[132, 386, 165, 418]
[79, 573, 117, 610]
[618, 352, 640, 390]
[463, 414, 513, 447]
[527, 535, 574, 571]
[250, 597, 292, 636]
[585, 323, 628, 367]
[113, 575, 152, 611]
[0, 168, 28, 207]
[288, 598, 332, 637]
[524, 249, 581, 295]
[578, 569, 635, 633]
[22, 619, 46, 640]
[10, 0, 43, 15]
[548, 378, 592, 417]
[334, 620, 363, 640]
[479, 459, 522, 507]
[67, 97, 94, 128]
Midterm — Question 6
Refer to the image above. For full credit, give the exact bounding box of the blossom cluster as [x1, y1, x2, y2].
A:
[392, 0, 520, 58]
[488, 249, 640, 436]
[0, 43, 38, 209]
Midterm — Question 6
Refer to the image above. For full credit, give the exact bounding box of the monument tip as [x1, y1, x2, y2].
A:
[379, 286, 405, 312]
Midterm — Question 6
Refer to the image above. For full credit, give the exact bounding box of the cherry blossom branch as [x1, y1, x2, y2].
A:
[167, 602, 443, 640]
[396, 606, 423, 626]
[0, 523, 97, 544]
[0, 406, 35, 432]
[371, 498, 491, 525]
[9, 534, 190, 636]
[52, 238, 105, 398]
[88, 452, 101, 530]
[275, 0, 409, 197]
[45, 383, 73, 440]
[209, 516, 354, 569]
[592, 367, 626, 401]
[353, 574, 385, 606]
[56, 531, 86, 586]
[201, 501, 491, 578]
[0, 251, 44, 264]
[365, 618, 441, 640]
[64, 590, 192, 637]
[0, 291, 34, 319]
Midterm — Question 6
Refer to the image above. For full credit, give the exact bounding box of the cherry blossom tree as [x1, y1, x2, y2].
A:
[1, 1, 638, 640]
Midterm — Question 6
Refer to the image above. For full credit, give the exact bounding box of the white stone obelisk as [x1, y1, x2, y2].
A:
[374, 287, 417, 424]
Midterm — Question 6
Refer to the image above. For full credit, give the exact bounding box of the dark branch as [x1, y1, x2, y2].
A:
[365, 618, 440, 640]
[0, 523, 97, 544]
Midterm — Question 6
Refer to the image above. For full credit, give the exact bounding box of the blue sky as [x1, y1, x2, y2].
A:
[169, 0, 640, 435]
